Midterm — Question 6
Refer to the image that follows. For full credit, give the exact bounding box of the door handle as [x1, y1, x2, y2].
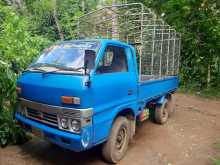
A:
[128, 89, 133, 95]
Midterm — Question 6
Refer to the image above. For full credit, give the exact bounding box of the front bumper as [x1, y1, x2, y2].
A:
[15, 112, 92, 152]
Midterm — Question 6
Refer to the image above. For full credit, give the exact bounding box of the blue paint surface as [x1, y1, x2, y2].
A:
[16, 39, 179, 151]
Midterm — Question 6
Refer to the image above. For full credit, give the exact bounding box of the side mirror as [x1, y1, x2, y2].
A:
[84, 49, 96, 74]
[10, 61, 22, 74]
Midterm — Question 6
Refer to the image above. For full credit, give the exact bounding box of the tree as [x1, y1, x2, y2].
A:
[52, 0, 64, 40]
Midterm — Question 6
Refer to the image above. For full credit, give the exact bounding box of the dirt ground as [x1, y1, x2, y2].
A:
[0, 93, 220, 165]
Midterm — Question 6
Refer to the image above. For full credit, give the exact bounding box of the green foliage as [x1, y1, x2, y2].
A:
[25, 0, 58, 40]
[24, 0, 98, 40]
[212, 142, 220, 165]
[179, 86, 220, 99]
[0, 5, 50, 66]
[57, 0, 84, 39]
[214, 160, 220, 165]
[0, 4, 50, 147]
[136, 0, 220, 91]
[0, 64, 27, 147]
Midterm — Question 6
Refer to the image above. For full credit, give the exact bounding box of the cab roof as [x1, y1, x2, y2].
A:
[56, 39, 132, 47]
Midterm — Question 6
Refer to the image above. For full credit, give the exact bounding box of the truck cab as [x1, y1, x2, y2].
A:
[15, 39, 144, 162]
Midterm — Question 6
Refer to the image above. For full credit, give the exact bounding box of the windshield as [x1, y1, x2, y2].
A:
[29, 41, 99, 73]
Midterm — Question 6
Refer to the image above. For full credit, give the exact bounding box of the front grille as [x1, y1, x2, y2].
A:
[26, 108, 58, 127]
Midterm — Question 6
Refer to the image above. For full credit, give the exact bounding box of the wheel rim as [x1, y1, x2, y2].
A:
[115, 126, 127, 151]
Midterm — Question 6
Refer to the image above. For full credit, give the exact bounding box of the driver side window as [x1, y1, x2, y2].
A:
[96, 45, 128, 74]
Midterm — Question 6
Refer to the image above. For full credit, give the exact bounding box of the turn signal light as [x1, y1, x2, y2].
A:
[16, 87, 21, 95]
[61, 96, 80, 105]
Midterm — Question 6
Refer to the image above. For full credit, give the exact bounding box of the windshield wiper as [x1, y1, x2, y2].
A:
[41, 66, 84, 77]
[29, 63, 57, 68]
[41, 68, 60, 77]
[24, 67, 47, 73]
[62, 66, 84, 72]
[24, 64, 85, 76]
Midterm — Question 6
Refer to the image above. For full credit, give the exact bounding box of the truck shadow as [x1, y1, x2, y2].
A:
[17, 121, 153, 165]
[18, 138, 107, 165]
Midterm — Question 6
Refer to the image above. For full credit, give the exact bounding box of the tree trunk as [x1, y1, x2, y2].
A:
[207, 63, 211, 88]
[4, 0, 12, 5]
[218, 57, 220, 88]
[52, 0, 64, 40]
[112, 0, 119, 39]
[14, 0, 23, 9]
[4, 0, 25, 9]
[81, 0, 85, 13]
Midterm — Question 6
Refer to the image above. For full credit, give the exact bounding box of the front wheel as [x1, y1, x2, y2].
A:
[102, 117, 130, 164]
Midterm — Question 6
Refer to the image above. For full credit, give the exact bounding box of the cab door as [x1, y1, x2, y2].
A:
[90, 44, 137, 143]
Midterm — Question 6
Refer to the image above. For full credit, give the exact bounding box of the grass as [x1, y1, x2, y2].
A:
[212, 142, 220, 165]
[178, 86, 220, 99]
[213, 159, 220, 165]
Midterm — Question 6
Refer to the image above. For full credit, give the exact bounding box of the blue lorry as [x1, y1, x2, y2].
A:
[15, 3, 180, 163]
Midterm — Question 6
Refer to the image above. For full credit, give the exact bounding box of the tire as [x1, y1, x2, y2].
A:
[155, 100, 169, 124]
[102, 117, 130, 164]
[166, 94, 175, 117]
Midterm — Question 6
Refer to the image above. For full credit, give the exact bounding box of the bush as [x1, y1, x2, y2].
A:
[0, 63, 28, 147]
[0, 5, 50, 147]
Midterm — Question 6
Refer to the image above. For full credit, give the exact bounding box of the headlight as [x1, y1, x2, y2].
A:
[60, 118, 68, 129]
[71, 119, 80, 133]
[58, 117, 81, 133]
[58, 108, 93, 133]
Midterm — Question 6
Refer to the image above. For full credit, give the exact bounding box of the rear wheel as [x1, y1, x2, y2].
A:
[154, 100, 169, 124]
[102, 117, 130, 164]
[166, 94, 175, 117]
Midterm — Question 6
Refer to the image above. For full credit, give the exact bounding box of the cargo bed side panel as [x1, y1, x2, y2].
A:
[138, 76, 178, 102]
